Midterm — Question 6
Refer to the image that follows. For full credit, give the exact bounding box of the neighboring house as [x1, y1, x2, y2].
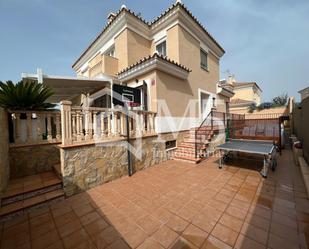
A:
[299, 86, 309, 101]
[220, 76, 262, 114]
[69, 0, 232, 133]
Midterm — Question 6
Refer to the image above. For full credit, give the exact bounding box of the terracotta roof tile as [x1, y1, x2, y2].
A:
[151, 2, 225, 53]
[230, 98, 254, 105]
[117, 53, 191, 76]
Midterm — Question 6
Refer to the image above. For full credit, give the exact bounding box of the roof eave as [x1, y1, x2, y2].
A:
[118, 55, 190, 82]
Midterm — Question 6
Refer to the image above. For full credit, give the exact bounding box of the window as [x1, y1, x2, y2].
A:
[165, 140, 176, 150]
[200, 49, 208, 70]
[156, 41, 167, 56]
[105, 46, 115, 57]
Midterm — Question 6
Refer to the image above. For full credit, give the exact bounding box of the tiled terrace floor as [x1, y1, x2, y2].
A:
[1, 150, 308, 249]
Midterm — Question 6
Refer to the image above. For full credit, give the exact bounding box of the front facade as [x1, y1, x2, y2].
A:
[71, 1, 231, 133]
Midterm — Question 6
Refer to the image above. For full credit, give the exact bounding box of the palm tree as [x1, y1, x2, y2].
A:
[0, 80, 55, 110]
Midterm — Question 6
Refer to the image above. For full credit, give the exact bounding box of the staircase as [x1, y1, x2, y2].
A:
[0, 166, 64, 222]
[172, 111, 226, 164]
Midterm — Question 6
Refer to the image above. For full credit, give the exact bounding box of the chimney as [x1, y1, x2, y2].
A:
[107, 12, 116, 24]
[227, 75, 236, 85]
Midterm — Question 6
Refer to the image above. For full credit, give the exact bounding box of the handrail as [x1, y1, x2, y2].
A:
[195, 110, 215, 158]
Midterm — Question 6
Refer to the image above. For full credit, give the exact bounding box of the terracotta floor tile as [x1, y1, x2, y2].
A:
[240, 222, 268, 245]
[31, 220, 56, 239]
[270, 221, 299, 244]
[51, 205, 72, 218]
[73, 203, 94, 217]
[166, 214, 189, 234]
[31, 229, 60, 249]
[3, 221, 29, 237]
[30, 212, 53, 228]
[271, 211, 298, 229]
[268, 233, 299, 249]
[106, 239, 131, 249]
[62, 228, 91, 249]
[84, 219, 109, 235]
[202, 235, 232, 249]
[170, 236, 199, 249]
[182, 224, 208, 247]
[211, 223, 238, 247]
[45, 241, 64, 249]
[218, 213, 243, 232]
[122, 226, 148, 248]
[225, 205, 247, 220]
[1, 231, 31, 249]
[136, 214, 162, 235]
[248, 205, 271, 220]
[54, 211, 77, 227]
[244, 213, 270, 231]
[80, 211, 100, 226]
[234, 234, 266, 249]
[58, 219, 82, 238]
[136, 238, 164, 249]
[151, 207, 173, 224]
[152, 225, 179, 248]
[95, 226, 120, 245]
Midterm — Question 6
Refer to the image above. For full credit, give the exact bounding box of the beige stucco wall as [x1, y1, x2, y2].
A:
[0, 108, 9, 194]
[156, 25, 221, 117]
[115, 28, 151, 72]
[156, 71, 194, 117]
[232, 86, 261, 105]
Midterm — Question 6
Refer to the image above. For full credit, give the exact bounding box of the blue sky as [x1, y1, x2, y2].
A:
[0, 0, 308, 101]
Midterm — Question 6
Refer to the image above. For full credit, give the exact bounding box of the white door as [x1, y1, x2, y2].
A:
[200, 92, 210, 120]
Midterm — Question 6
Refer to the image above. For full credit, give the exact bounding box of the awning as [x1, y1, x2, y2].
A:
[22, 69, 119, 103]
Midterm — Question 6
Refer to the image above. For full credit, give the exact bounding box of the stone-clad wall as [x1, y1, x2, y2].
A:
[0, 108, 9, 194]
[61, 131, 187, 196]
[10, 144, 60, 179]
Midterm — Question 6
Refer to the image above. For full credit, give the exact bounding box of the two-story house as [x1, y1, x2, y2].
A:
[71, 0, 233, 133]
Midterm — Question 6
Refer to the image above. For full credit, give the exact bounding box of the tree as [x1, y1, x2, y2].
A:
[248, 103, 256, 113]
[272, 93, 288, 106]
[0, 80, 55, 110]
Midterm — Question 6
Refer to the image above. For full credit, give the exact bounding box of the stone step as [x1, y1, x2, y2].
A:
[1, 171, 63, 206]
[172, 155, 203, 164]
[0, 189, 65, 222]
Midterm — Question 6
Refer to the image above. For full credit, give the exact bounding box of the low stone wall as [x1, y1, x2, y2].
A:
[9, 144, 60, 179]
[0, 108, 9, 194]
[61, 131, 187, 196]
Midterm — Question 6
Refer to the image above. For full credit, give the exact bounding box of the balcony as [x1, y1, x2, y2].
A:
[89, 55, 119, 78]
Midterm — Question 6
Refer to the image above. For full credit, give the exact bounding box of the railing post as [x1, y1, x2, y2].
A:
[55, 113, 61, 140]
[93, 110, 99, 140]
[26, 112, 33, 143]
[107, 111, 111, 137]
[60, 101, 72, 146]
[211, 110, 214, 130]
[36, 113, 42, 142]
[46, 114, 52, 141]
[14, 113, 21, 143]
[72, 111, 77, 141]
[150, 113, 155, 133]
[101, 112, 106, 138]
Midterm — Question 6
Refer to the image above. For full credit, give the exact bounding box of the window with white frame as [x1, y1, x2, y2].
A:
[156, 41, 167, 56]
[105, 46, 115, 58]
[200, 49, 208, 70]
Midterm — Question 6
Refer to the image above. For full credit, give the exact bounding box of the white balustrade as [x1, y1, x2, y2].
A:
[9, 109, 62, 146]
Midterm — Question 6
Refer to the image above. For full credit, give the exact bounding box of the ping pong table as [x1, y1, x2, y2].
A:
[216, 139, 277, 178]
